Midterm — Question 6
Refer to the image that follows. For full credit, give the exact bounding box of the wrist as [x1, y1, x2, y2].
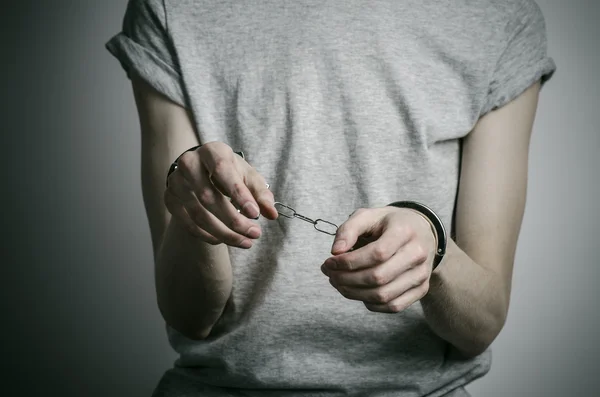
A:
[166, 144, 245, 188]
[386, 201, 447, 271]
[404, 208, 438, 251]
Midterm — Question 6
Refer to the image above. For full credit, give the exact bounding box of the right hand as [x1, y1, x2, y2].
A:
[164, 141, 278, 248]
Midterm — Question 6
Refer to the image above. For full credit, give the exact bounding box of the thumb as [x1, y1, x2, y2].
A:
[331, 209, 383, 255]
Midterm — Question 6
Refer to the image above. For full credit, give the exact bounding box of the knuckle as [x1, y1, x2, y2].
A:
[421, 279, 430, 294]
[196, 188, 215, 206]
[411, 273, 425, 289]
[373, 289, 391, 304]
[212, 158, 228, 174]
[369, 269, 388, 286]
[388, 302, 405, 313]
[229, 182, 246, 202]
[372, 244, 391, 262]
[403, 225, 416, 240]
[417, 267, 430, 284]
[185, 203, 202, 222]
[412, 243, 428, 264]
[176, 153, 195, 172]
[227, 233, 247, 247]
[228, 215, 246, 231]
[342, 260, 355, 272]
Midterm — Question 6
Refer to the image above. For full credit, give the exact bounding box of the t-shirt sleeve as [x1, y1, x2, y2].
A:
[105, 0, 185, 106]
[480, 0, 556, 117]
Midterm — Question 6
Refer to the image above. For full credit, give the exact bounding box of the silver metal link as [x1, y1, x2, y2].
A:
[273, 202, 338, 236]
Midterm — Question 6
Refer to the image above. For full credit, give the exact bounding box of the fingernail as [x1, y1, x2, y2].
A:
[242, 202, 260, 218]
[240, 239, 253, 249]
[332, 240, 346, 252]
[247, 227, 261, 239]
[324, 258, 337, 270]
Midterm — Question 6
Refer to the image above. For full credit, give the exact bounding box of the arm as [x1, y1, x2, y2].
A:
[132, 75, 232, 340]
[420, 82, 542, 357]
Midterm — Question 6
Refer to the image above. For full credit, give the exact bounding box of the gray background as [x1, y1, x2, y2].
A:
[2, 1, 598, 396]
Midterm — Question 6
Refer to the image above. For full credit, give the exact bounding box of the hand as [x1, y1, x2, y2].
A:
[164, 141, 278, 248]
[321, 207, 436, 313]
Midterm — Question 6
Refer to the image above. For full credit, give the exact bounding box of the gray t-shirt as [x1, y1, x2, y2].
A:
[107, 1, 555, 396]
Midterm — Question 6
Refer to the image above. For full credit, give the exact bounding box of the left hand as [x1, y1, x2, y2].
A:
[321, 206, 437, 313]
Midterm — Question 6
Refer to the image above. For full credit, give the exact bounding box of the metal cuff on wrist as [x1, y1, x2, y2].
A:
[165, 144, 245, 188]
[387, 200, 447, 270]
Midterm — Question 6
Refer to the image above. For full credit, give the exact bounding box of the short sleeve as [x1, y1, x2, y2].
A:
[105, 0, 185, 106]
[480, 0, 556, 116]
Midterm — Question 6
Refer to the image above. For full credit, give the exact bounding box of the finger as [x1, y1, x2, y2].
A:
[352, 235, 375, 251]
[167, 169, 256, 247]
[164, 189, 220, 244]
[191, 204, 255, 248]
[328, 261, 431, 306]
[244, 167, 278, 220]
[328, 265, 426, 304]
[199, 149, 260, 219]
[214, 173, 274, 220]
[192, 167, 263, 240]
[174, 152, 261, 240]
[330, 208, 381, 255]
[323, 241, 429, 288]
[166, 170, 208, 230]
[324, 223, 413, 272]
[363, 283, 429, 314]
[187, 187, 257, 247]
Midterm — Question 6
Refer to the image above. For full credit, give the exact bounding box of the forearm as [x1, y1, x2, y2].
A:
[155, 216, 233, 340]
[420, 239, 509, 358]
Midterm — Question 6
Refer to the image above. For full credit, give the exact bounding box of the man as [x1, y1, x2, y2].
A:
[107, 0, 555, 395]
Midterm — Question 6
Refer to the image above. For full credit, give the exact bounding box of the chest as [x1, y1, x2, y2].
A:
[168, 1, 501, 144]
